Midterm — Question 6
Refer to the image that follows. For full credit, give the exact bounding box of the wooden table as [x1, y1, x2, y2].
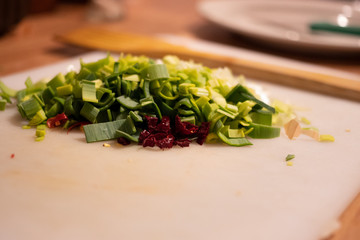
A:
[0, 1, 359, 239]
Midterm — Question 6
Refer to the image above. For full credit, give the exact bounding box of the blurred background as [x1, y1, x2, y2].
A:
[0, 0, 359, 76]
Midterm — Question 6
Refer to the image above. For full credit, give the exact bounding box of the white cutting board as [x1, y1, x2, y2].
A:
[1, 51, 360, 240]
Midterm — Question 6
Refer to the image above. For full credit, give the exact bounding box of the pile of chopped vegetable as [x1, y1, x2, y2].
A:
[0, 54, 299, 148]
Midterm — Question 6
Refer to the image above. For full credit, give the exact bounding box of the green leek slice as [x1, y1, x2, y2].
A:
[25, 77, 33, 89]
[17, 97, 42, 120]
[226, 84, 275, 113]
[118, 115, 137, 135]
[129, 111, 143, 123]
[115, 129, 140, 143]
[217, 131, 252, 147]
[42, 87, 55, 104]
[45, 102, 62, 118]
[0, 99, 7, 111]
[286, 154, 295, 161]
[247, 123, 280, 139]
[29, 109, 47, 126]
[145, 64, 169, 81]
[0, 80, 18, 97]
[0, 92, 12, 104]
[117, 95, 140, 110]
[57, 84, 73, 96]
[80, 102, 100, 123]
[36, 124, 46, 137]
[251, 110, 273, 126]
[82, 80, 98, 103]
[47, 73, 65, 90]
[83, 119, 126, 143]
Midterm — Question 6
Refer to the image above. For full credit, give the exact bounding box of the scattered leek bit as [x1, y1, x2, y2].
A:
[0, 99, 6, 111]
[286, 154, 295, 161]
[284, 119, 301, 140]
[25, 77, 33, 89]
[286, 161, 293, 166]
[272, 99, 292, 113]
[300, 117, 311, 125]
[271, 99, 296, 126]
[301, 127, 319, 140]
[1, 92, 12, 104]
[36, 124, 46, 137]
[0, 80, 18, 97]
[319, 134, 335, 142]
[103, 143, 111, 147]
[284, 118, 334, 143]
[22, 125, 32, 129]
[35, 136, 45, 142]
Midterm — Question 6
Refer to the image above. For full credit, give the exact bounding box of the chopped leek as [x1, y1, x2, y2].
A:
[0, 80, 17, 97]
[319, 134, 335, 142]
[145, 64, 170, 81]
[80, 102, 100, 123]
[17, 97, 43, 120]
[36, 124, 46, 137]
[116, 129, 140, 143]
[83, 119, 126, 143]
[217, 131, 252, 147]
[4, 54, 324, 148]
[226, 84, 275, 113]
[247, 123, 280, 139]
[47, 73, 65, 90]
[117, 95, 140, 110]
[29, 109, 47, 126]
[25, 77, 33, 89]
[286, 154, 295, 161]
[0, 99, 6, 111]
[250, 110, 273, 126]
[82, 80, 98, 103]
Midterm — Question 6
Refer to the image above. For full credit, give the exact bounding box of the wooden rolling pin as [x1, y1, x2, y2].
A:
[56, 27, 360, 102]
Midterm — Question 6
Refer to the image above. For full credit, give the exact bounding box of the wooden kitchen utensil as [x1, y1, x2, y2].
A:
[56, 27, 360, 102]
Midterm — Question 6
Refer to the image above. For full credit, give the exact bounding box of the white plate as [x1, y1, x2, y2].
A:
[198, 0, 360, 53]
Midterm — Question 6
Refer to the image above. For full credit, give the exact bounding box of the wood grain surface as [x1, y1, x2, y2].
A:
[0, 1, 359, 239]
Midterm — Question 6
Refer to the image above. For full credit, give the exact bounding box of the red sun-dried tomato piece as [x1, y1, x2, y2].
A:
[196, 121, 210, 145]
[66, 121, 90, 134]
[174, 115, 199, 137]
[139, 129, 151, 144]
[145, 115, 159, 133]
[174, 138, 191, 147]
[117, 137, 131, 146]
[154, 132, 175, 149]
[140, 115, 206, 149]
[142, 135, 156, 147]
[155, 116, 171, 134]
[47, 113, 68, 128]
